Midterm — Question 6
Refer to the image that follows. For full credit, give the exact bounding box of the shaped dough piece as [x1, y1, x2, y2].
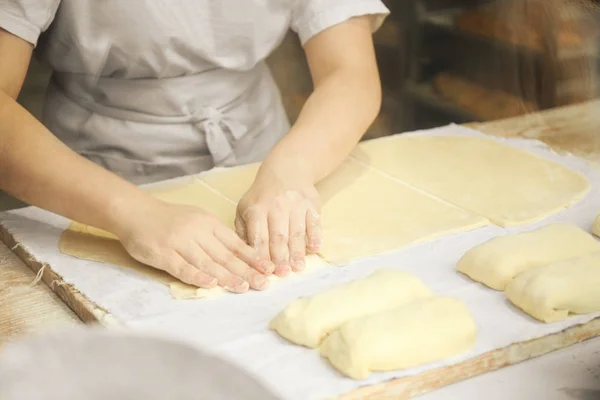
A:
[593, 214, 600, 237]
[505, 252, 600, 323]
[319, 296, 477, 380]
[202, 159, 488, 264]
[270, 269, 431, 348]
[457, 223, 600, 290]
[59, 180, 331, 299]
[352, 135, 590, 226]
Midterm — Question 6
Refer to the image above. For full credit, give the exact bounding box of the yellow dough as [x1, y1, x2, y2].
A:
[457, 224, 600, 290]
[352, 135, 590, 227]
[201, 159, 488, 264]
[200, 163, 260, 204]
[593, 214, 600, 237]
[59, 180, 331, 299]
[505, 252, 600, 323]
[270, 269, 431, 348]
[319, 296, 477, 380]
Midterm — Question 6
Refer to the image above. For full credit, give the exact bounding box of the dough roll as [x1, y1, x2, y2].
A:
[457, 223, 600, 290]
[319, 296, 477, 380]
[269, 269, 430, 348]
[593, 214, 600, 237]
[505, 252, 600, 323]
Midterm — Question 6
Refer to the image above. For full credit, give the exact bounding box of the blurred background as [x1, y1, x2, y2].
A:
[269, 0, 600, 135]
[4, 0, 600, 210]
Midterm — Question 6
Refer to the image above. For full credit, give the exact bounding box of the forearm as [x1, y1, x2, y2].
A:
[0, 91, 151, 233]
[260, 67, 381, 184]
[258, 15, 381, 185]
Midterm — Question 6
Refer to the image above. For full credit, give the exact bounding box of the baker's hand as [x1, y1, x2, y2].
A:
[235, 171, 322, 276]
[113, 199, 272, 293]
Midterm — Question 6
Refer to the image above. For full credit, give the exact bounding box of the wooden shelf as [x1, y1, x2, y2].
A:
[397, 0, 600, 132]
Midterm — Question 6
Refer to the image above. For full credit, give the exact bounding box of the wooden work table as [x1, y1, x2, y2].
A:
[1, 100, 599, 397]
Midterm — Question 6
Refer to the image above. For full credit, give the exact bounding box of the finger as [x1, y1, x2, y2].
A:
[268, 207, 292, 277]
[202, 235, 269, 291]
[306, 208, 322, 253]
[162, 251, 218, 289]
[234, 213, 248, 243]
[201, 260, 250, 293]
[177, 244, 249, 293]
[289, 207, 307, 272]
[214, 225, 273, 276]
[243, 206, 274, 275]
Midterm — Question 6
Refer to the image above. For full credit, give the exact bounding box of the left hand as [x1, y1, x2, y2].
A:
[235, 171, 322, 276]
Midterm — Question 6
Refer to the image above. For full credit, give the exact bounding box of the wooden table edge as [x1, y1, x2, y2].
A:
[338, 317, 600, 399]
[0, 224, 121, 329]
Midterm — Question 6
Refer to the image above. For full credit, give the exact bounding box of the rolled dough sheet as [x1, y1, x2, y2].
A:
[200, 158, 488, 264]
[457, 223, 600, 290]
[270, 269, 431, 348]
[199, 163, 260, 204]
[505, 252, 600, 323]
[352, 135, 590, 226]
[59, 180, 332, 299]
[319, 296, 477, 380]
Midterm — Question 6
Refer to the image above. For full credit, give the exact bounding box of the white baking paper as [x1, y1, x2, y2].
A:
[2, 124, 600, 399]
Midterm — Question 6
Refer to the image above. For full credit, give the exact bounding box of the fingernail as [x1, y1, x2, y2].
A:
[308, 236, 321, 249]
[274, 265, 292, 277]
[207, 278, 218, 287]
[252, 275, 269, 290]
[260, 260, 275, 275]
[225, 279, 249, 293]
[293, 258, 305, 271]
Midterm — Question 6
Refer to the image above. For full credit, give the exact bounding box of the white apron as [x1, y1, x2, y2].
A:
[42, 62, 289, 184]
[1, 0, 389, 184]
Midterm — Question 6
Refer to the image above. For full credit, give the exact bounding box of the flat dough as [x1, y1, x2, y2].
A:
[505, 252, 600, 322]
[352, 135, 590, 226]
[199, 163, 260, 205]
[269, 269, 431, 348]
[201, 159, 488, 264]
[593, 214, 600, 237]
[319, 296, 477, 380]
[59, 180, 331, 299]
[457, 223, 600, 290]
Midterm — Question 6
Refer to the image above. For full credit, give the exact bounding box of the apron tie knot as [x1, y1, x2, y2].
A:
[192, 107, 246, 167]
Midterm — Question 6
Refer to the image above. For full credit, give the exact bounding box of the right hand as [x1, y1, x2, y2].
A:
[113, 198, 274, 293]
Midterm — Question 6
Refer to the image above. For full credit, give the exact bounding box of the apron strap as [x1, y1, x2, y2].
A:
[64, 91, 247, 167]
